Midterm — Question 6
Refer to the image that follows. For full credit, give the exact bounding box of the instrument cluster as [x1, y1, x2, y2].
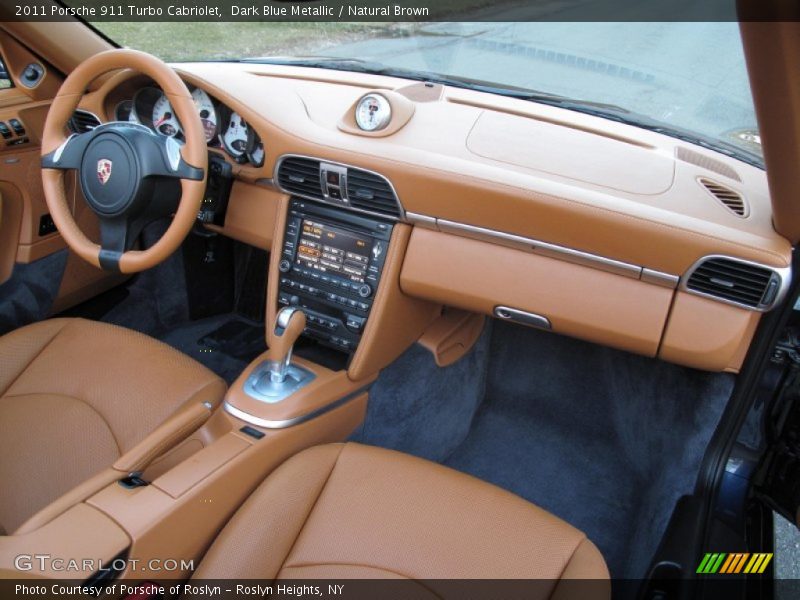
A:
[113, 85, 265, 167]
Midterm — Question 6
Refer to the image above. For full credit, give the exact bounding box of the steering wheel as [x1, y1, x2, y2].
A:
[40, 49, 207, 273]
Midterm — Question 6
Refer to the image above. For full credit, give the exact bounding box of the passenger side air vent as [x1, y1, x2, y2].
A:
[68, 110, 101, 134]
[686, 257, 783, 310]
[277, 157, 323, 199]
[699, 178, 748, 217]
[346, 168, 401, 218]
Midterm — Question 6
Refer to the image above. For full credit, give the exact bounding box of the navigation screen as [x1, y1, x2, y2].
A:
[296, 219, 373, 283]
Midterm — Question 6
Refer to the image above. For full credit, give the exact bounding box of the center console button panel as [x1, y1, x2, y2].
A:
[278, 198, 393, 354]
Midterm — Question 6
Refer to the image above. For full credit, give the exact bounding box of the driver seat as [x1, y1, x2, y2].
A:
[0, 318, 226, 535]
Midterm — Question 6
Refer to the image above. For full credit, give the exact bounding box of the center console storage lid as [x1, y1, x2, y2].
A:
[0, 504, 129, 577]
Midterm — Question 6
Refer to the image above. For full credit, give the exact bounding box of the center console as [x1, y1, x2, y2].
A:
[4, 159, 445, 587]
[277, 198, 393, 354]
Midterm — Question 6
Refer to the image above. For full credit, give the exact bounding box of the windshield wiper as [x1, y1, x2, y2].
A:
[235, 57, 763, 168]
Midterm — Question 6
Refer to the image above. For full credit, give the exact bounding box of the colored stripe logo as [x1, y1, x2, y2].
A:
[697, 553, 773, 574]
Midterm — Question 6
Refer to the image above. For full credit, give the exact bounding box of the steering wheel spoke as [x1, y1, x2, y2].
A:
[41, 132, 94, 170]
[146, 135, 204, 181]
[98, 216, 136, 272]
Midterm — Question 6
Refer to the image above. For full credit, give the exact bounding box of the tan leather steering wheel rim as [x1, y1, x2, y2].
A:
[41, 49, 207, 273]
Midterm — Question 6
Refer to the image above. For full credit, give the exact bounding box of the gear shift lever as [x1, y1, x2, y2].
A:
[266, 307, 307, 384]
[242, 306, 314, 405]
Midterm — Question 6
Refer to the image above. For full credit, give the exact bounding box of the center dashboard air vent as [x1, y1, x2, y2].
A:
[276, 155, 402, 219]
[685, 256, 785, 310]
[346, 169, 400, 218]
[68, 110, 101, 134]
[276, 157, 324, 199]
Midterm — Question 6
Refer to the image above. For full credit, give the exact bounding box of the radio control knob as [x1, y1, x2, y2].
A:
[279, 259, 292, 273]
[357, 283, 372, 298]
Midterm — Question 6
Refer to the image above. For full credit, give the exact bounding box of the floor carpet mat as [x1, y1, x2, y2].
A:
[157, 314, 265, 384]
[358, 320, 735, 580]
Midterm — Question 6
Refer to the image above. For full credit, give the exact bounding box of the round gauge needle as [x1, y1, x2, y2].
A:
[154, 111, 172, 129]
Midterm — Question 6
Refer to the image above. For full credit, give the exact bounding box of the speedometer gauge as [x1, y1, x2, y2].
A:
[191, 88, 218, 143]
[355, 93, 391, 132]
[221, 111, 249, 158]
[152, 93, 182, 138]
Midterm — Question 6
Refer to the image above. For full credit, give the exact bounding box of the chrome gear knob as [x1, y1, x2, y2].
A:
[266, 307, 307, 384]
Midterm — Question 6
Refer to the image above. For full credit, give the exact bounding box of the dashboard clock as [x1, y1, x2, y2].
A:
[355, 94, 392, 132]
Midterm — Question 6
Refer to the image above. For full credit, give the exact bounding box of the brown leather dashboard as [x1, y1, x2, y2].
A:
[69, 62, 796, 372]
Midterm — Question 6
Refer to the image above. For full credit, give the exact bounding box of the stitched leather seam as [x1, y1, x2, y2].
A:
[282, 561, 443, 596]
[2, 391, 122, 456]
[553, 535, 590, 584]
[279, 444, 347, 573]
[95, 322, 227, 407]
[0, 320, 71, 398]
[117, 409, 209, 472]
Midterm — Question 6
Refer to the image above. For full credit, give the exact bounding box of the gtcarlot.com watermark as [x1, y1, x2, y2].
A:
[14, 553, 194, 573]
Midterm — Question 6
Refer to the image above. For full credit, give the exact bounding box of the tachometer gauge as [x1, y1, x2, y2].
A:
[221, 111, 249, 158]
[191, 87, 218, 143]
[355, 93, 391, 132]
[152, 92, 182, 138]
[246, 129, 265, 167]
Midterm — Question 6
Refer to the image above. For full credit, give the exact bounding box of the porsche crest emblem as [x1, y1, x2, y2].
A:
[97, 159, 112, 185]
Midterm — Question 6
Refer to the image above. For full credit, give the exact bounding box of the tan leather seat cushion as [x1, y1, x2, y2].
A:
[195, 443, 609, 595]
[0, 318, 225, 533]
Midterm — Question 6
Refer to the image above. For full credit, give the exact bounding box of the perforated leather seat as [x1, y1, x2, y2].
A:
[0, 318, 226, 534]
[194, 443, 610, 596]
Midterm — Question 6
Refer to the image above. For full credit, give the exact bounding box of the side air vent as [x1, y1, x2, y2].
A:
[68, 110, 101, 134]
[699, 178, 748, 217]
[686, 257, 784, 310]
[277, 157, 323, 199]
[346, 169, 401, 218]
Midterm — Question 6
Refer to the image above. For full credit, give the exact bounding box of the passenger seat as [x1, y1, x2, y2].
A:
[193, 443, 609, 596]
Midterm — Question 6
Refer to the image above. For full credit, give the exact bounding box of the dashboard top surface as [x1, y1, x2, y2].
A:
[81, 61, 791, 278]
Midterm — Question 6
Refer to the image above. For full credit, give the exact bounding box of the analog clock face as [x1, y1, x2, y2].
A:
[355, 94, 392, 132]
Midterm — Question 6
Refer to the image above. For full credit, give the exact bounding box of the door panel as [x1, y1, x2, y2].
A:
[0, 29, 127, 314]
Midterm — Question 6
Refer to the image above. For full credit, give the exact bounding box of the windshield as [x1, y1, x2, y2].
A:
[90, 21, 761, 164]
